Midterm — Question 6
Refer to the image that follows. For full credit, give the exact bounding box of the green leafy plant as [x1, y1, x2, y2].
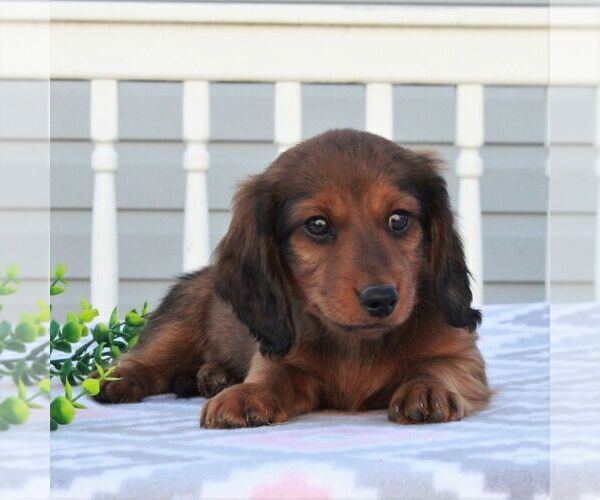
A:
[48, 263, 150, 430]
[0, 263, 150, 431]
[0, 265, 50, 430]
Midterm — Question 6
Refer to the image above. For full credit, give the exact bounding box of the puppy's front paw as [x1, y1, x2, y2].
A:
[94, 367, 145, 404]
[200, 383, 287, 429]
[388, 379, 466, 424]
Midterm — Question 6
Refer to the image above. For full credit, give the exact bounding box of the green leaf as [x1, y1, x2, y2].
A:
[50, 320, 60, 341]
[50, 418, 58, 431]
[79, 309, 98, 323]
[17, 378, 27, 400]
[27, 402, 43, 409]
[125, 312, 145, 327]
[5, 264, 19, 280]
[127, 335, 139, 349]
[34, 308, 51, 323]
[80, 298, 91, 310]
[19, 313, 34, 324]
[0, 320, 11, 340]
[53, 341, 72, 353]
[4, 340, 26, 353]
[81, 378, 100, 396]
[50, 286, 65, 296]
[92, 323, 109, 343]
[109, 307, 119, 328]
[54, 262, 66, 279]
[141, 301, 149, 316]
[33, 360, 48, 376]
[95, 363, 105, 378]
[110, 345, 121, 359]
[50, 396, 74, 425]
[72, 402, 87, 410]
[64, 380, 72, 400]
[0, 286, 18, 296]
[15, 322, 38, 343]
[38, 378, 51, 395]
[62, 322, 82, 343]
[94, 344, 105, 366]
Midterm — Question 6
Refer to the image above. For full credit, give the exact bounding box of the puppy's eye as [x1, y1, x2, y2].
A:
[388, 212, 411, 234]
[305, 216, 331, 237]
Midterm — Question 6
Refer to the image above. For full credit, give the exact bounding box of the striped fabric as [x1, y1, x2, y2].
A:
[48, 303, 565, 499]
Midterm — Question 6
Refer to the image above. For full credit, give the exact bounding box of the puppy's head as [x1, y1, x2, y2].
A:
[214, 129, 480, 356]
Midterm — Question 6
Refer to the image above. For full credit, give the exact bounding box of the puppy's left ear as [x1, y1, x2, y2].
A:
[213, 175, 294, 357]
[411, 153, 482, 332]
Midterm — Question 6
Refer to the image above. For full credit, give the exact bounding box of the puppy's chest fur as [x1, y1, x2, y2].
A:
[294, 349, 403, 411]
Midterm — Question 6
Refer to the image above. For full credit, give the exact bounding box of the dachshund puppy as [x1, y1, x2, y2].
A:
[97, 128, 490, 428]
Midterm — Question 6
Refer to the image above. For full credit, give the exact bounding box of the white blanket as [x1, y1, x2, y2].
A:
[49, 303, 558, 499]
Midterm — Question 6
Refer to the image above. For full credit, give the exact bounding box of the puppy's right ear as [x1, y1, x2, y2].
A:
[213, 175, 294, 357]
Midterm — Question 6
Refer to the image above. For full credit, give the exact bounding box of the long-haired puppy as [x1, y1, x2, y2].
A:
[97, 129, 490, 428]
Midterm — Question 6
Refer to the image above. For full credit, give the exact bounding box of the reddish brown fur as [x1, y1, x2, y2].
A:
[97, 129, 490, 428]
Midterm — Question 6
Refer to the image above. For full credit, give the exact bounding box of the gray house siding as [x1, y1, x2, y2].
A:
[37, 80, 556, 316]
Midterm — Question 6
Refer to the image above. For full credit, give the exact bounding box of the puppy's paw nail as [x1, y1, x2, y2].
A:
[408, 409, 424, 422]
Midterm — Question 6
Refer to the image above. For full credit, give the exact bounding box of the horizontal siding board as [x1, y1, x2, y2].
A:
[548, 146, 597, 213]
[0, 141, 49, 208]
[50, 141, 94, 209]
[119, 81, 182, 141]
[50, 80, 89, 140]
[550, 284, 595, 303]
[484, 86, 546, 145]
[482, 214, 546, 282]
[484, 283, 546, 304]
[302, 84, 365, 138]
[394, 85, 455, 144]
[0, 80, 48, 140]
[211, 83, 274, 142]
[549, 214, 596, 282]
[207, 143, 278, 210]
[0, 210, 49, 279]
[548, 86, 595, 145]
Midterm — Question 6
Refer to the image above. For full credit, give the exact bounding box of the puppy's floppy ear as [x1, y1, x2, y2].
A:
[412, 154, 482, 331]
[213, 175, 294, 357]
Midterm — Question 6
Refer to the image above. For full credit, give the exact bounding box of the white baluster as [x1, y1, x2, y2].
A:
[275, 82, 302, 154]
[182, 81, 211, 272]
[595, 86, 600, 301]
[455, 84, 484, 305]
[90, 80, 119, 319]
[366, 83, 393, 140]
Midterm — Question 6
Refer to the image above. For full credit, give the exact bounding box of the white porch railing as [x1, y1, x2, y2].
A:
[2, 2, 600, 312]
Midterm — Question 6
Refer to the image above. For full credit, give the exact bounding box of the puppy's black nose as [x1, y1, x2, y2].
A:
[358, 285, 398, 318]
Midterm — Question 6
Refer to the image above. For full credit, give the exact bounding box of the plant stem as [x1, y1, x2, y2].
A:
[71, 391, 86, 403]
[51, 339, 94, 364]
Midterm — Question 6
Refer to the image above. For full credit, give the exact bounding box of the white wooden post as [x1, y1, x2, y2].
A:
[90, 80, 119, 319]
[595, 86, 600, 301]
[366, 83, 393, 140]
[182, 81, 211, 272]
[275, 82, 302, 154]
[455, 84, 484, 305]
